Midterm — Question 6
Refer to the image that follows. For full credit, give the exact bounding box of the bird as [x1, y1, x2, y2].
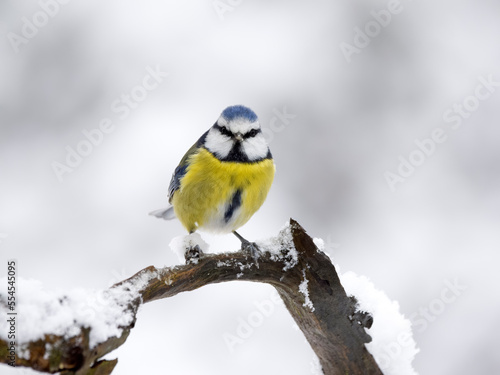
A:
[150, 105, 275, 263]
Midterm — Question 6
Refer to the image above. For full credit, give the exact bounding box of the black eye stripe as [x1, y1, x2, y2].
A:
[213, 124, 261, 139]
[214, 124, 232, 137]
[243, 128, 261, 139]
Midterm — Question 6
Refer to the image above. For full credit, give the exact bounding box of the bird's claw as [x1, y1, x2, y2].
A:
[241, 241, 261, 268]
[185, 244, 204, 264]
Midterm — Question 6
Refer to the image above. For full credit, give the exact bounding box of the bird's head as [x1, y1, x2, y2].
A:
[204, 105, 271, 162]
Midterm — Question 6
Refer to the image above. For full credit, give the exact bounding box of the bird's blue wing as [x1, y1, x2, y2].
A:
[167, 164, 188, 203]
[167, 130, 209, 203]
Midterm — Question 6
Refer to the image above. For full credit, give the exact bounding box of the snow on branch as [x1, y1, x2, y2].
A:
[0, 219, 417, 375]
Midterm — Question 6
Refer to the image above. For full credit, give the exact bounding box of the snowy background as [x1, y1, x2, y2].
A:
[1, 0, 500, 374]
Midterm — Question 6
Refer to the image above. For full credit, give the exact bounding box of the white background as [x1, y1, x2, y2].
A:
[1, 0, 500, 374]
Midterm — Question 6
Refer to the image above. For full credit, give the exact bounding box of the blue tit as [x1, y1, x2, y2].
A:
[150, 105, 275, 260]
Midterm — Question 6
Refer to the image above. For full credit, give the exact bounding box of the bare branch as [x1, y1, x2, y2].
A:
[0, 219, 382, 375]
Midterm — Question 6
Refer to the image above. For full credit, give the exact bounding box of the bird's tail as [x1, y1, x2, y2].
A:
[149, 206, 176, 220]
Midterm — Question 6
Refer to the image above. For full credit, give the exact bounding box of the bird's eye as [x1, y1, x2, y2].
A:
[219, 126, 233, 138]
[246, 129, 259, 138]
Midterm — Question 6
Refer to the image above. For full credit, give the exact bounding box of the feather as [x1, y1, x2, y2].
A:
[167, 130, 209, 203]
[149, 206, 176, 220]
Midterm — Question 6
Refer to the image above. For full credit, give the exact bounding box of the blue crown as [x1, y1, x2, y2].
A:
[221, 105, 258, 122]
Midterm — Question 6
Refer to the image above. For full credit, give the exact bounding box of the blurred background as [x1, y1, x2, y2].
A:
[1, 0, 499, 374]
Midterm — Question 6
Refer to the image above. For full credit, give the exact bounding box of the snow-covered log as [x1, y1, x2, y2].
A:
[0, 219, 385, 375]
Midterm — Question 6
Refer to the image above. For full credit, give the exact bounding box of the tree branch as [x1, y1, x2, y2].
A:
[0, 219, 382, 374]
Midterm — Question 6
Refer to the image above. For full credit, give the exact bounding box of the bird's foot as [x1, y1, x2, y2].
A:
[240, 240, 261, 268]
[185, 244, 204, 265]
[233, 231, 261, 268]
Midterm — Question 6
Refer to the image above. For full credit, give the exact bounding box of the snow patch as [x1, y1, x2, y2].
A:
[299, 269, 315, 312]
[313, 237, 325, 251]
[0, 272, 156, 347]
[169, 233, 209, 264]
[237, 261, 252, 272]
[44, 343, 51, 360]
[310, 353, 323, 375]
[339, 270, 419, 375]
[313, 237, 335, 262]
[257, 221, 298, 271]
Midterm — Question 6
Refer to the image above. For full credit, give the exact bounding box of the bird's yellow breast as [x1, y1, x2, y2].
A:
[171, 148, 275, 233]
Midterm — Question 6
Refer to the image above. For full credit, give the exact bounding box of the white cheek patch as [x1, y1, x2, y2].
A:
[205, 128, 234, 158]
[242, 133, 269, 161]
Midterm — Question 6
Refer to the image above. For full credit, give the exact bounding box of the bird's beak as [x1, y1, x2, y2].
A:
[235, 133, 244, 142]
